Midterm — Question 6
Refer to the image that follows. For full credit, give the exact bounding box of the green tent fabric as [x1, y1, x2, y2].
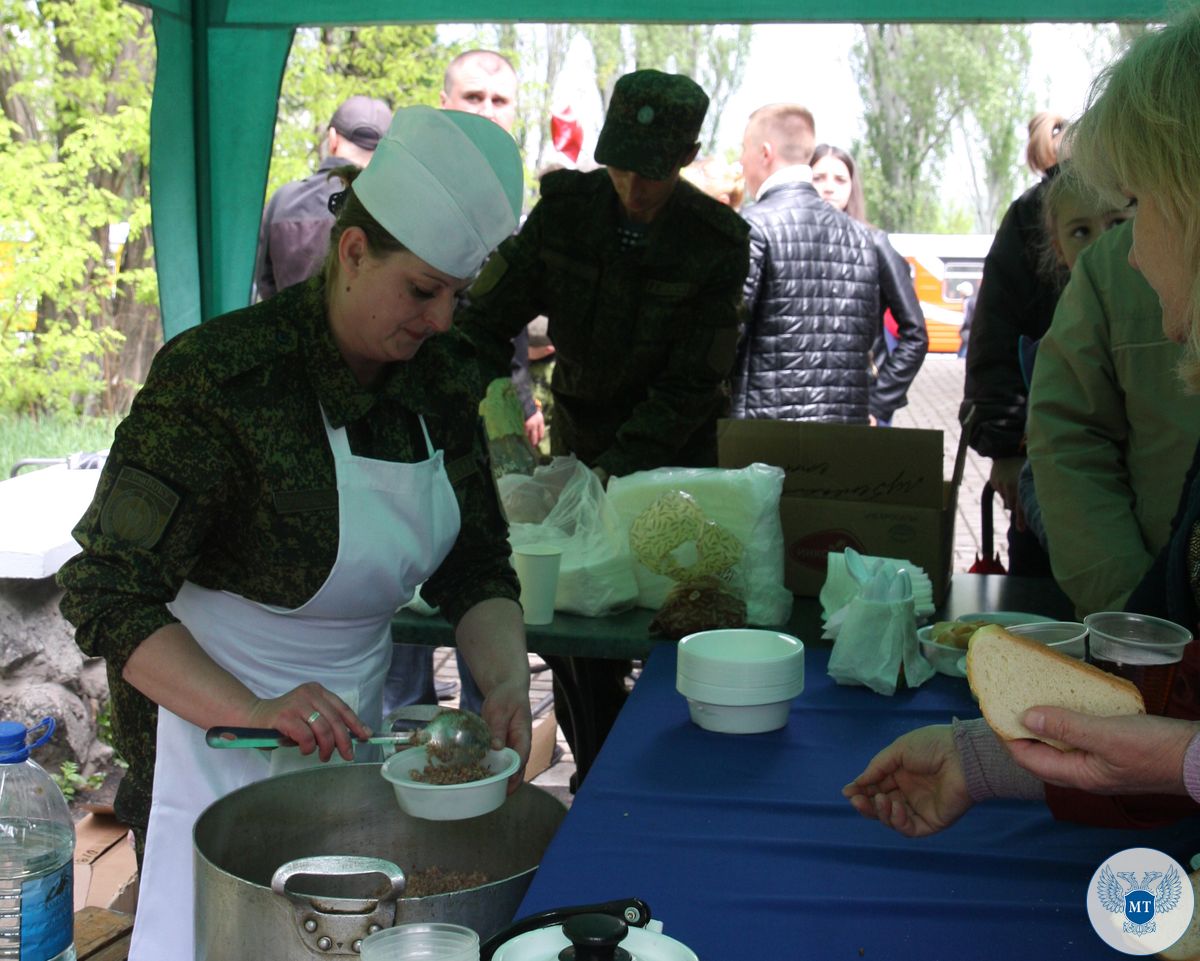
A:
[143, 0, 1169, 340]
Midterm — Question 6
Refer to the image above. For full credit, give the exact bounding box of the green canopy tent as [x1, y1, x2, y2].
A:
[140, 0, 1167, 340]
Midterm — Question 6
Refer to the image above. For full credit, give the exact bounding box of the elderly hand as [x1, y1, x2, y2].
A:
[247, 682, 371, 763]
[843, 725, 973, 837]
[1007, 708, 1200, 795]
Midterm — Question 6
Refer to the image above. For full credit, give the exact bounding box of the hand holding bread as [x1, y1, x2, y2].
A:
[966, 624, 1144, 749]
[968, 624, 1199, 796]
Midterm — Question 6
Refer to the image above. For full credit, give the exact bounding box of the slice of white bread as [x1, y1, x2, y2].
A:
[1160, 868, 1200, 960]
[966, 624, 1145, 749]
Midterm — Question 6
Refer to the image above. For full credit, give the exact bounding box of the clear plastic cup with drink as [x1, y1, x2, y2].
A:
[1083, 611, 1193, 715]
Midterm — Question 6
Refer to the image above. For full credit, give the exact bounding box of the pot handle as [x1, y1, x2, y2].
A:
[270, 855, 407, 902]
[479, 897, 651, 961]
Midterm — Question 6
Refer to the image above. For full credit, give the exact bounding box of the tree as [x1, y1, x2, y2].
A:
[577, 24, 752, 155]
[957, 28, 1033, 232]
[266, 26, 450, 198]
[0, 0, 156, 416]
[852, 23, 1033, 233]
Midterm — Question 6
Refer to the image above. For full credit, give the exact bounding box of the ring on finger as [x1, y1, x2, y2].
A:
[306, 710, 321, 725]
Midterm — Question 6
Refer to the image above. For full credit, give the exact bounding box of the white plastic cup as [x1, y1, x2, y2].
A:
[360, 922, 479, 961]
[512, 544, 562, 625]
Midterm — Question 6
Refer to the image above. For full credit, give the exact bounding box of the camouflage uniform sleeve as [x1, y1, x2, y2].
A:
[595, 228, 751, 477]
[457, 201, 548, 383]
[419, 356, 520, 625]
[57, 346, 240, 675]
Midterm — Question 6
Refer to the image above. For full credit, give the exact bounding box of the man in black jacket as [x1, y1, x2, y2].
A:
[735, 103, 911, 425]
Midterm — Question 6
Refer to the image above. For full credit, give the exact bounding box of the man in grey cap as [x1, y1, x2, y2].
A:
[458, 68, 750, 787]
[254, 95, 392, 300]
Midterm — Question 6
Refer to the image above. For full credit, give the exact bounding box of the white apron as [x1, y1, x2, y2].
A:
[128, 409, 461, 961]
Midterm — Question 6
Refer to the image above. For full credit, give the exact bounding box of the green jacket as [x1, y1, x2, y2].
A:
[1027, 220, 1200, 616]
[459, 168, 750, 477]
[58, 275, 517, 839]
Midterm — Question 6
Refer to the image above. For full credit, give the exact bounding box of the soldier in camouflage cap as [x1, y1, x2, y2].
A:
[58, 106, 534, 961]
[594, 69, 709, 181]
[457, 68, 750, 789]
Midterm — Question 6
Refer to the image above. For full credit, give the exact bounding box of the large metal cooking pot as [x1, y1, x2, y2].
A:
[194, 762, 566, 961]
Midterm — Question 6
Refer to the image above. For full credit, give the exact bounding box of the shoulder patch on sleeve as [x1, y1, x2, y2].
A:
[469, 252, 509, 299]
[99, 466, 181, 550]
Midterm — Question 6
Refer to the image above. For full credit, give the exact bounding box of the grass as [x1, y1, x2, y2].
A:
[0, 412, 121, 480]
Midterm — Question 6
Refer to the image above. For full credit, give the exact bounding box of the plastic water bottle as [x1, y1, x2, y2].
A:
[0, 718, 76, 961]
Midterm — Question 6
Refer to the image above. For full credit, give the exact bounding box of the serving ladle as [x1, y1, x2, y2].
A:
[205, 707, 491, 767]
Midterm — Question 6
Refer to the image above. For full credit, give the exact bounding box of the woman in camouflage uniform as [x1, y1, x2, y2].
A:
[58, 106, 531, 960]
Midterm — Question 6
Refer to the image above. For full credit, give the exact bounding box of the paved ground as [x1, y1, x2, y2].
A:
[435, 352, 1003, 805]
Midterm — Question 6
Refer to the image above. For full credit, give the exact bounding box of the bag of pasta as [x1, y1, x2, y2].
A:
[499, 456, 639, 617]
[607, 466, 793, 627]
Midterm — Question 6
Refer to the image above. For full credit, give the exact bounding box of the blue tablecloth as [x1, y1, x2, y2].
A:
[518, 644, 1198, 959]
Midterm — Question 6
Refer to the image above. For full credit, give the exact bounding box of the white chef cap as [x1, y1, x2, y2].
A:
[353, 105, 524, 279]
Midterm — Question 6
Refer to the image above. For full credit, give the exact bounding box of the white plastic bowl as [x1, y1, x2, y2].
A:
[916, 625, 968, 678]
[676, 672, 804, 706]
[1007, 620, 1087, 659]
[684, 697, 791, 734]
[676, 629, 804, 733]
[676, 629, 805, 688]
[380, 746, 519, 821]
[955, 611, 1054, 628]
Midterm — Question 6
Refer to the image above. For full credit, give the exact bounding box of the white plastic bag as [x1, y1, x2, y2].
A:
[606, 464, 793, 627]
[499, 456, 639, 617]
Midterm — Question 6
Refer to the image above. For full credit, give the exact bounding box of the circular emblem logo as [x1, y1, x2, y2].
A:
[1087, 847, 1194, 955]
[637, 105, 654, 125]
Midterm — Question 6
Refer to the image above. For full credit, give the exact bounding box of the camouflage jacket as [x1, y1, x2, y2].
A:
[57, 275, 518, 836]
[459, 168, 750, 477]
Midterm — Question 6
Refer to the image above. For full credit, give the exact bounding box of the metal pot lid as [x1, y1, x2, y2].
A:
[492, 914, 698, 961]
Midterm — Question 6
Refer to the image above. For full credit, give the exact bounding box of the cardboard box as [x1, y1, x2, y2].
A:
[524, 708, 557, 782]
[717, 419, 968, 604]
[73, 812, 139, 915]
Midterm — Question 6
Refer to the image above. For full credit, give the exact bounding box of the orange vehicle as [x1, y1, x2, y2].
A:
[887, 233, 993, 353]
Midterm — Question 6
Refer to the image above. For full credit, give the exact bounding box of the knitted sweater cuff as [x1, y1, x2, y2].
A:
[953, 716, 1045, 802]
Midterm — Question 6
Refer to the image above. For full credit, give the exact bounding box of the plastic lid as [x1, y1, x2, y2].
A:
[0, 722, 30, 763]
[0, 718, 55, 764]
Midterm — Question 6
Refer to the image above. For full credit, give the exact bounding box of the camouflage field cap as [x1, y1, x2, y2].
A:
[594, 69, 708, 181]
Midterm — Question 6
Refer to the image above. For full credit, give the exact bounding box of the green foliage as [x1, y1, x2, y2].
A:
[95, 698, 127, 770]
[267, 26, 450, 198]
[0, 410, 120, 478]
[0, 0, 157, 416]
[577, 24, 752, 154]
[852, 24, 1033, 233]
[0, 322, 124, 416]
[52, 759, 104, 802]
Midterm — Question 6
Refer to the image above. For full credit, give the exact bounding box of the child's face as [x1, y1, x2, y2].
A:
[1052, 192, 1134, 271]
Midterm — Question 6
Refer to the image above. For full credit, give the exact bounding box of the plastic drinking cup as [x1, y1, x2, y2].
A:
[512, 544, 562, 626]
[360, 922, 479, 961]
[1084, 611, 1192, 715]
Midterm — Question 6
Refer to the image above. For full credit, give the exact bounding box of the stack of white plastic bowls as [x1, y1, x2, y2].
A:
[675, 629, 805, 734]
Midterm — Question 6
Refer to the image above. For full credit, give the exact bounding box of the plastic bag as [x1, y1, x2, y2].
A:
[607, 465, 793, 627]
[499, 456, 639, 617]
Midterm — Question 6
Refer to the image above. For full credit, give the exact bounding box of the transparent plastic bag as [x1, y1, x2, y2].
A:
[499, 456, 639, 617]
[607, 464, 793, 627]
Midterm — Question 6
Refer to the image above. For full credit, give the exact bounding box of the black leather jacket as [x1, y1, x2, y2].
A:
[869, 228, 929, 421]
[958, 175, 1062, 457]
[732, 180, 882, 423]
